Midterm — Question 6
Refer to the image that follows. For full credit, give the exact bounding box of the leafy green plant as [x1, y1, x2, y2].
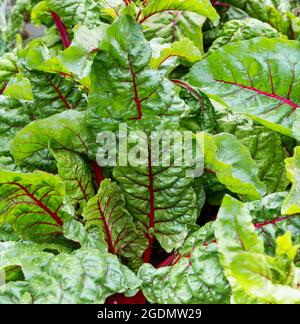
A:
[0, 0, 299, 304]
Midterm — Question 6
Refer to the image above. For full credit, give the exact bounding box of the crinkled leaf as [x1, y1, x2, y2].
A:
[52, 149, 94, 211]
[139, 223, 231, 304]
[63, 219, 107, 251]
[208, 18, 285, 53]
[0, 51, 17, 89]
[223, 0, 296, 36]
[230, 252, 300, 304]
[86, 15, 189, 156]
[0, 242, 140, 304]
[32, 0, 103, 29]
[82, 179, 147, 259]
[0, 169, 73, 241]
[113, 120, 198, 253]
[190, 37, 300, 140]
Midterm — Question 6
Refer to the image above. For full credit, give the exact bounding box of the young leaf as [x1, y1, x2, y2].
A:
[82, 179, 148, 259]
[140, 0, 220, 26]
[0, 169, 73, 242]
[197, 132, 266, 200]
[150, 38, 202, 69]
[190, 37, 300, 140]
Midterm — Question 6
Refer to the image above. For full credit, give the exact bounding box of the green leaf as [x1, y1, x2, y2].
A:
[32, 0, 103, 29]
[0, 96, 33, 158]
[208, 18, 285, 53]
[86, 15, 188, 156]
[140, 0, 220, 26]
[113, 120, 198, 253]
[214, 105, 289, 193]
[63, 219, 107, 251]
[150, 38, 202, 69]
[177, 82, 216, 133]
[82, 179, 148, 259]
[215, 195, 265, 264]
[190, 37, 300, 140]
[3, 74, 33, 101]
[0, 52, 17, 89]
[282, 147, 300, 215]
[0, 242, 141, 304]
[0, 169, 73, 242]
[223, 0, 296, 36]
[144, 12, 206, 52]
[197, 132, 266, 200]
[215, 195, 300, 304]
[139, 223, 231, 304]
[10, 110, 88, 167]
[246, 192, 300, 257]
[58, 24, 108, 81]
[230, 252, 300, 304]
[52, 149, 94, 211]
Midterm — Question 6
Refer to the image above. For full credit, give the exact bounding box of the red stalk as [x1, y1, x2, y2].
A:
[0, 83, 7, 96]
[92, 161, 104, 186]
[50, 11, 71, 49]
[106, 291, 146, 304]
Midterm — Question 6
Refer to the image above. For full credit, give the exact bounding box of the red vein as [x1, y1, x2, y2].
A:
[143, 145, 155, 263]
[254, 216, 290, 229]
[48, 78, 72, 110]
[6, 183, 63, 226]
[50, 11, 71, 49]
[97, 199, 114, 254]
[128, 56, 142, 120]
[215, 79, 299, 111]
